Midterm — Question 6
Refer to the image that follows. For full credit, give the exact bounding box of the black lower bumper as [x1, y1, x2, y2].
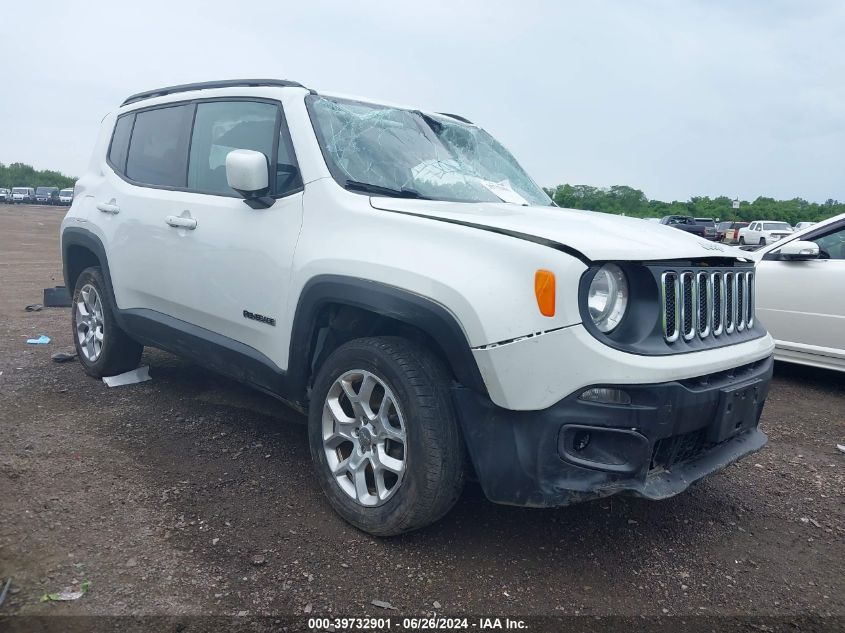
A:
[452, 356, 773, 507]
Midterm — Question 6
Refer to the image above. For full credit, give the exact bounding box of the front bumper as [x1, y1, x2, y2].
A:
[453, 355, 773, 507]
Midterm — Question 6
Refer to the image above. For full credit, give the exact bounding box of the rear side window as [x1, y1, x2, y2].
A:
[188, 101, 277, 195]
[108, 114, 134, 173]
[126, 105, 193, 187]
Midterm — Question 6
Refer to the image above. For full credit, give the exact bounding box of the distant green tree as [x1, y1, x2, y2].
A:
[548, 183, 844, 224]
[0, 162, 76, 190]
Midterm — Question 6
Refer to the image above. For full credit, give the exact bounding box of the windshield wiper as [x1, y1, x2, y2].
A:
[344, 179, 429, 200]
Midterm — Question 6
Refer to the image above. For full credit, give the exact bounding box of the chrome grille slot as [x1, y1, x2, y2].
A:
[696, 271, 711, 338]
[659, 267, 755, 345]
[725, 272, 735, 334]
[712, 272, 724, 335]
[680, 272, 695, 340]
[746, 272, 754, 327]
[661, 272, 679, 342]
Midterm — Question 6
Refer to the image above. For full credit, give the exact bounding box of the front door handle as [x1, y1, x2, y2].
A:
[165, 215, 197, 230]
[96, 202, 120, 214]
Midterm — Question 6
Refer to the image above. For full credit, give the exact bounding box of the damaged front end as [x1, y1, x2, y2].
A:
[451, 356, 772, 507]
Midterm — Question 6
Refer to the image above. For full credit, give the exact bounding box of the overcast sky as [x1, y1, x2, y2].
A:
[1, 0, 843, 202]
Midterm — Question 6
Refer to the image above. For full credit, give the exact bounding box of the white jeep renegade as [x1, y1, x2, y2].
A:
[61, 79, 775, 535]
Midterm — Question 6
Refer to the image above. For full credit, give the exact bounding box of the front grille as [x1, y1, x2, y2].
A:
[661, 269, 755, 344]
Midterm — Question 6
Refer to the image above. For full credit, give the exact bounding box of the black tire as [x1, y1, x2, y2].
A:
[308, 336, 465, 536]
[760, 238, 766, 246]
[739, 236, 745, 245]
[71, 266, 143, 378]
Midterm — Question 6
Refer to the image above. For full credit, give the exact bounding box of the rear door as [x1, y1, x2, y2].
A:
[756, 219, 845, 360]
[100, 103, 196, 313]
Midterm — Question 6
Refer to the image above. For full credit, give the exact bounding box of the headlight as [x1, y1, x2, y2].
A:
[587, 264, 628, 333]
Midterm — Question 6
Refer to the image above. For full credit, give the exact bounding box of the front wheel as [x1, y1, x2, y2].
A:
[308, 337, 465, 536]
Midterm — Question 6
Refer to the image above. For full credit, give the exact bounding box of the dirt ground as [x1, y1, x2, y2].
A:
[0, 204, 843, 628]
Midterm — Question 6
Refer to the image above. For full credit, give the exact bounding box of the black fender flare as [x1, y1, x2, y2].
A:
[61, 226, 116, 303]
[287, 275, 487, 397]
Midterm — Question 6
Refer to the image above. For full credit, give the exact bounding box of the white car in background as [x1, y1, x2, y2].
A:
[794, 221, 815, 231]
[59, 188, 74, 205]
[738, 221, 793, 246]
[754, 213, 845, 372]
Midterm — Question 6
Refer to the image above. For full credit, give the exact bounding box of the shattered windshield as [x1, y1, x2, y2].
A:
[307, 96, 551, 206]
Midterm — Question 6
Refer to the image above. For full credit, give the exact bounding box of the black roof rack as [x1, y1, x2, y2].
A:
[121, 79, 312, 106]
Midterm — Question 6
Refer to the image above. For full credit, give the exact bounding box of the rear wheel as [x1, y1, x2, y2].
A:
[72, 266, 143, 378]
[308, 336, 465, 536]
[739, 236, 745, 245]
[760, 237, 767, 246]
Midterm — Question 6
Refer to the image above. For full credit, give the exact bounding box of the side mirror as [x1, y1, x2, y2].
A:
[226, 149, 273, 209]
[775, 240, 819, 261]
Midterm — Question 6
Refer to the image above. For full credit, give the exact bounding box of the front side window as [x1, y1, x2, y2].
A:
[307, 95, 551, 206]
[126, 105, 193, 187]
[188, 101, 279, 195]
[812, 224, 845, 260]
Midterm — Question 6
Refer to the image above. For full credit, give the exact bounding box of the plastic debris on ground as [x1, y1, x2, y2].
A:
[26, 335, 51, 345]
[51, 351, 77, 363]
[102, 366, 151, 387]
[40, 581, 90, 602]
[25, 304, 43, 312]
[371, 599, 397, 610]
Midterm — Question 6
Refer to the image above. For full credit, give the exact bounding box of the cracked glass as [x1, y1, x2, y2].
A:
[308, 96, 551, 206]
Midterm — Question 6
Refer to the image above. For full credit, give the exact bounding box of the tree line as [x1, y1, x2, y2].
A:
[0, 162, 76, 191]
[2, 160, 843, 226]
[545, 184, 844, 226]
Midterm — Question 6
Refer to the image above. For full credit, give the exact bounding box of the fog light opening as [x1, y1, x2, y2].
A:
[572, 430, 591, 452]
[578, 387, 632, 405]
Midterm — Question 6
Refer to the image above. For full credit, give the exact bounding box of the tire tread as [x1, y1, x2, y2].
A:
[308, 336, 465, 536]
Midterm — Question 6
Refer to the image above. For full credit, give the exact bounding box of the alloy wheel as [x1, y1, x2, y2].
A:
[75, 284, 105, 362]
[322, 370, 407, 507]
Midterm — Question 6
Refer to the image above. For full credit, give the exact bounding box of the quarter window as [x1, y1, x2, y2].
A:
[275, 121, 302, 196]
[126, 104, 193, 187]
[108, 114, 134, 173]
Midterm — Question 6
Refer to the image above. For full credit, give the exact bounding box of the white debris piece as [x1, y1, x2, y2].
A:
[103, 366, 151, 387]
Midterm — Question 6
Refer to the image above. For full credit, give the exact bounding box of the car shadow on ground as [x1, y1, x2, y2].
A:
[773, 360, 843, 392]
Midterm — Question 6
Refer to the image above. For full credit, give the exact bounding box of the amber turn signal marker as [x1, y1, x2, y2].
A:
[534, 270, 556, 317]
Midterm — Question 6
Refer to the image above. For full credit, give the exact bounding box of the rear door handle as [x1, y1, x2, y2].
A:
[165, 215, 197, 230]
[96, 202, 120, 214]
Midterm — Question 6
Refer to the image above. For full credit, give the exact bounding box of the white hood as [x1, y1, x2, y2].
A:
[370, 199, 748, 262]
